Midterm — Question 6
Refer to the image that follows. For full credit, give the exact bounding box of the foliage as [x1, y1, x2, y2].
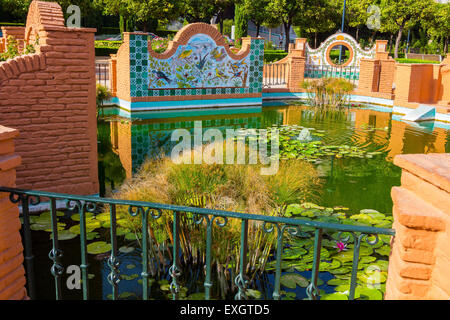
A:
[109, 141, 322, 297]
[265, 0, 305, 52]
[239, 0, 270, 37]
[96, 84, 112, 119]
[294, 0, 339, 48]
[234, 3, 248, 45]
[395, 58, 440, 64]
[263, 50, 288, 63]
[0, 35, 38, 61]
[380, 0, 434, 58]
[302, 78, 355, 111]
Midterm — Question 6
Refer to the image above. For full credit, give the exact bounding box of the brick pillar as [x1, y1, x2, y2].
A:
[0, 27, 26, 52]
[386, 153, 450, 300]
[109, 54, 117, 97]
[0, 125, 27, 300]
[287, 49, 306, 91]
[358, 59, 380, 93]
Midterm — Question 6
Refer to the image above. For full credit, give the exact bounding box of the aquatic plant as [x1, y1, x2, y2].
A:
[301, 78, 354, 111]
[109, 142, 322, 298]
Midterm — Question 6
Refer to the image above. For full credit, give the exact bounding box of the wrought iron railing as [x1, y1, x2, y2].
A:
[95, 62, 110, 89]
[263, 63, 288, 88]
[304, 64, 360, 85]
[0, 187, 395, 301]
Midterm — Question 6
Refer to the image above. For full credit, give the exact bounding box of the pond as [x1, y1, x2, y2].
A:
[27, 102, 449, 300]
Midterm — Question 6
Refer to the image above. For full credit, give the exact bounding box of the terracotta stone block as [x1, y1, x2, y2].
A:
[392, 187, 445, 231]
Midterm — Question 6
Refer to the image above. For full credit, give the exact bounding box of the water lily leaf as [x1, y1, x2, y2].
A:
[71, 212, 94, 221]
[95, 212, 110, 222]
[119, 292, 136, 299]
[50, 230, 78, 240]
[87, 241, 111, 255]
[280, 273, 309, 289]
[333, 249, 354, 263]
[126, 264, 136, 270]
[119, 246, 135, 254]
[358, 271, 387, 284]
[319, 259, 341, 271]
[327, 278, 349, 286]
[122, 274, 139, 281]
[247, 289, 262, 299]
[69, 224, 95, 235]
[359, 256, 377, 264]
[375, 245, 391, 256]
[125, 232, 142, 240]
[86, 232, 100, 240]
[321, 292, 348, 300]
[372, 260, 389, 272]
[357, 287, 382, 300]
[187, 292, 206, 300]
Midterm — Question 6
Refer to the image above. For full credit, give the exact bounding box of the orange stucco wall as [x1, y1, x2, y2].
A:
[0, 1, 98, 195]
[393, 55, 450, 111]
[0, 126, 27, 300]
[386, 153, 450, 300]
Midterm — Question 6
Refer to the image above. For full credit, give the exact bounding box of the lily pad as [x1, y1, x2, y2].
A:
[50, 230, 78, 241]
[119, 246, 135, 254]
[71, 212, 94, 221]
[280, 273, 309, 289]
[87, 241, 111, 255]
[321, 292, 348, 300]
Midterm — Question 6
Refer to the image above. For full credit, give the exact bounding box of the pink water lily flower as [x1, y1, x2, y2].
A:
[335, 241, 348, 252]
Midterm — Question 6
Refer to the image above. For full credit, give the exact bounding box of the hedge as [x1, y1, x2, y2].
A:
[95, 47, 118, 56]
[264, 50, 288, 63]
[395, 58, 440, 64]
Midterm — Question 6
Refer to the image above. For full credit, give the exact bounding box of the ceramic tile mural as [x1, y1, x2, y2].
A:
[129, 34, 264, 98]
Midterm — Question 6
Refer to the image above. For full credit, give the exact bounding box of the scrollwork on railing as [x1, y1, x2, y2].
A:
[48, 248, 64, 277]
[234, 273, 249, 300]
[107, 255, 121, 286]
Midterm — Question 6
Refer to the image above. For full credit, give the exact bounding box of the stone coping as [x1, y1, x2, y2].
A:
[394, 154, 450, 194]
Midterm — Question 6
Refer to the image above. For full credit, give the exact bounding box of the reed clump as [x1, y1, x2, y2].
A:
[112, 142, 322, 298]
[302, 78, 354, 111]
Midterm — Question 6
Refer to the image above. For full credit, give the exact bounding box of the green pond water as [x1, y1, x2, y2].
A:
[27, 103, 450, 300]
[99, 103, 450, 214]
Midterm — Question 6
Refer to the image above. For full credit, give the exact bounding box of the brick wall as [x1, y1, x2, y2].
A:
[0, 126, 27, 300]
[0, 1, 98, 195]
[0, 27, 26, 53]
[386, 153, 450, 300]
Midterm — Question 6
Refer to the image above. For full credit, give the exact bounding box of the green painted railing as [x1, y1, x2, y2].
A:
[0, 186, 395, 300]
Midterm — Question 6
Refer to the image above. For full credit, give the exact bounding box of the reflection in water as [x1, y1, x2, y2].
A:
[102, 104, 449, 213]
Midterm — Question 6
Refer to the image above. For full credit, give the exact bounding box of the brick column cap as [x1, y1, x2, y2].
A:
[0, 126, 19, 140]
[394, 154, 450, 193]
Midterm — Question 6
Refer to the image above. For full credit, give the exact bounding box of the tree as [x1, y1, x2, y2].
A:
[240, 0, 269, 37]
[380, 0, 434, 58]
[295, 0, 339, 48]
[182, 0, 220, 23]
[265, 0, 305, 52]
[0, 0, 32, 22]
[234, 3, 248, 44]
[126, 0, 182, 32]
[422, 2, 450, 54]
[345, 0, 374, 42]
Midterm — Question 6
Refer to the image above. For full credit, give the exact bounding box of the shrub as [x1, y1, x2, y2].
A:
[264, 50, 288, 63]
